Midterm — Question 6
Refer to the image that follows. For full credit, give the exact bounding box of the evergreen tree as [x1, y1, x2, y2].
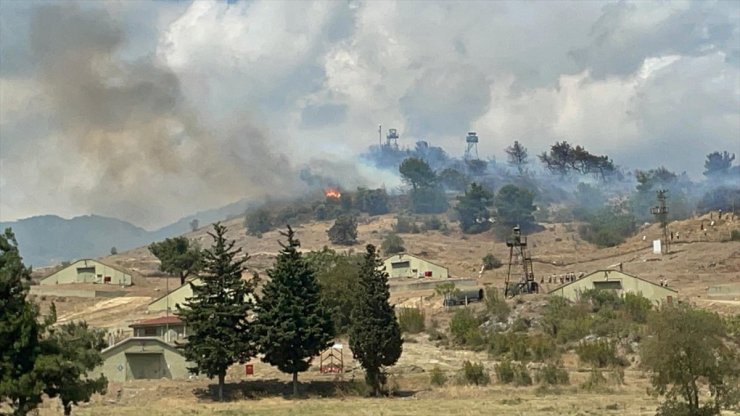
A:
[327, 215, 358, 245]
[36, 319, 108, 415]
[149, 236, 203, 285]
[0, 228, 43, 415]
[176, 222, 258, 402]
[349, 245, 403, 396]
[256, 226, 334, 396]
[455, 182, 494, 234]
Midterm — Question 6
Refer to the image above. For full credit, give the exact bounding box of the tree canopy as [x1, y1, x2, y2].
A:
[539, 141, 616, 180]
[455, 183, 494, 234]
[244, 208, 273, 238]
[305, 247, 363, 334]
[256, 227, 335, 395]
[399, 157, 437, 190]
[148, 236, 203, 285]
[505, 141, 529, 175]
[349, 245, 403, 396]
[494, 185, 537, 231]
[176, 222, 258, 401]
[704, 151, 736, 178]
[327, 215, 358, 245]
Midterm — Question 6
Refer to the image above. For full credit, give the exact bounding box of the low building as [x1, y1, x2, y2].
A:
[40, 259, 131, 286]
[130, 316, 187, 344]
[147, 278, 202, 313]
[548, 270, 677, 304]
[98, 337, 193, 382]
[382, 254, 449, 279]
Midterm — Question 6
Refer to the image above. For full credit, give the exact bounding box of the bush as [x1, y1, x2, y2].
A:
[482, 253, 503, 270]
[578, 206, 636, 247]
[459, 361, 490, 386]
[327, 215, 358, 245]
[513, 363, 533, 386]
[581, 368, 607, 391]
[535, 362, 570, 385]
[397, 307, 425, 334]
[394, 215, 420, 233]
[245, 208, 273, 237]
[422, 216, 446, 231]
[732, 230, 740, 242]
[381, 233, 405, 255]
[494, 359, 514, 384]
[429, 366, 446, 386]
[449, 308, 484, 347]
[484, 287, 510, 322]
[529, 334, 558, 362]
[576, 339, 625, 368]
[623, 292, 652, 323]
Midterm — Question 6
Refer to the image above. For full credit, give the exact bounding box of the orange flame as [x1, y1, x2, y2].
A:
[324, 188, 341, 199]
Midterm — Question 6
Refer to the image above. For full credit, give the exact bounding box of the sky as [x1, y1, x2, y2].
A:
[1, 0, 738, 229]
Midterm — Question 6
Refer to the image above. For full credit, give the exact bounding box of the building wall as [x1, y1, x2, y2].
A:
[147, 279, 201, 313]
[133, 325, 187, 343]
[98, 338, 192, 382]
[549, 270, 676, 304]
[383, 254, 449, 279]
[40, 259, 131, 286]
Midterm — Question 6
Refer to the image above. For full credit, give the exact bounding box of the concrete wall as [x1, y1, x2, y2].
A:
[29, 286, 126, 298]
[98, 338, 192, 382]
[40, 259, 131, 286]
[147, 279, 201, 313]
[133, 325, 187, 344]
[390, 278, 477, 292]
[383, 254, 449, 279]
[549, 270, 676, 304]
[707, 284, 740, 300]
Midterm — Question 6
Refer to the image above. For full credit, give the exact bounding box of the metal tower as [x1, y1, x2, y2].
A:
[464, 131, 479, 160]
[504, 225, 537, 297]
[650, 189, 670, 254]
[386, 128, 399, 149]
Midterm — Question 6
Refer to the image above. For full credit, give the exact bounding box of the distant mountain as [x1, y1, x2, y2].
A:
[1, 199, 253, 268]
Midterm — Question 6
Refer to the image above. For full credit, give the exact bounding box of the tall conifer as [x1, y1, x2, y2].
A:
[349, 244, 403, 396]
[256, 226, 334, 396]
[177, 222, 258, 401]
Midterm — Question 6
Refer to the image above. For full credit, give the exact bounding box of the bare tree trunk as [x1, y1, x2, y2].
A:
[218, 373, 225, 402]
[292, 372, 298, 396]
[64, 402, 72, 416]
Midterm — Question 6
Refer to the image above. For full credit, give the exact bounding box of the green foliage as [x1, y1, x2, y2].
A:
[459, 361, 490, 386]
[399, 157, 437, 190]
[732, 230, 740, 242]
[482, 253, 502, 270]
[494, 185, 537, 231]
[572, 182, 606, 220]
[397, 307, 425, 334]
[535, 362, 570, 386]
[355, 187, 390, 216]
[244, 208, 273, 237]
[539, 141, 616, 180]
[578, 206, 636, 247]
[305, 247, 362, 334]
[576, 339, 624, 368]
[429, 366, 447, 387]
[349, 245, 403, 396]
[623, 292, 653, 323]
[109, 246, 117, 255]
[581, 368, 608, 391]
[439, 168, 470, 192]
[641, 303, 739, 416]
[36, 321, 108, 415]
[176, 223, 258, 401]
[434, 282, 459, 298]
[483, 287, 510, 323]
[505, 141, 529, 175]
[0, 228, 44, 414]
[456, 183, 494, 234]
[494, 359, 514, 384]
[327, 215, 358, 245]
[697, 187, 740, 214]
[381, 233, 405, 255]
[449, 308, 484, 348]
[422, 216, 446, 231]
[704, 151, 736, 178]
[148, 236, 203, 285]
[528, 334, 558, 362]
[393, 215, 420, 234]
[410, 186, 449, 214]
[257, 227, 335, 396]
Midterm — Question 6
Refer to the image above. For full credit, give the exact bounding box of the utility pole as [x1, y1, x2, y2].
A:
[378, 124, 382, 147]
[651, 190, 669, 254]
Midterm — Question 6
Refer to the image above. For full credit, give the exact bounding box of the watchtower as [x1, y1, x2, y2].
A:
[504, 225, 537, 297]
[386, 128, 399, 149]
[464, 131, 479, 160]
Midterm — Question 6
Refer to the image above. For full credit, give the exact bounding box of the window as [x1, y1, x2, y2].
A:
[143, 327, 157, 336]
[593, 281, 622, 290]
[391, 261, 410, 269]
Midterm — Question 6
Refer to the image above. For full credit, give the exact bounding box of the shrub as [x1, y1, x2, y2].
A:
[732, 230, 740, 242]
[327, 215, 358, 245]
[511, 317, 530, 332]
[580, 368, 607, 391]
[110, 247, 117, 255]
[394, 215, 420, 233]
[381, 233, 406, 255]
[513, 362, 533, 386]
[423, 216, 446, 231]
[397, 307, 425, 334]
[529, 334, 558, 362]
[449, 308, 483, 347]
[623, 292, 652, 323]
[484, 287, 510, 323]
[430, 366, 446, 386]
[245, 208, 272, 237]
[459, 361, 490, 386]
[494, 359, 514, 384]
[482, 253, 503, 270]
[577, 206, 636, 247]
[576, 339, 625, 368]
[535, 362, 570, 385]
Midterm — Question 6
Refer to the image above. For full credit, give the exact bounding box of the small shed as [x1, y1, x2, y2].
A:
[548, 270, 677, 304]
[97, 337, 193, 382]
[382, 254, 449, 279]
[147, 278, 202, 313]
[40, 259, 131, 286]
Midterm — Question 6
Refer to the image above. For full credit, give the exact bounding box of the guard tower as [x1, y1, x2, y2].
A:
[650, 189, 669, 254]
[504, 225, 537, 297]
[386, 128, 399, 149]
[464, 131, 479, 160]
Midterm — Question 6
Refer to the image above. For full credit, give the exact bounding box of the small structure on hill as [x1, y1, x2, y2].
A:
[130, 316, 187, 344]
[97, 337, 193, 382]
[504, 226, 537, 297]
[148, 278, 202, 313]
[443, 288, 485, 306]
[548, 270, 676, 304]
[382, 254, 449, 279]
[40, 259, 131, 286]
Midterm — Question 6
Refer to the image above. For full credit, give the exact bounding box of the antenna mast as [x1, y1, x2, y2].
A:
[650, 190, 670, 254]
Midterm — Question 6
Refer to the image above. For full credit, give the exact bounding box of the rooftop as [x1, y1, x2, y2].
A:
[130, 315, 183, 328]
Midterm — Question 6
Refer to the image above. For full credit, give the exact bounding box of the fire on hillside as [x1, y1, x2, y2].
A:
[324, 188, 341, 199]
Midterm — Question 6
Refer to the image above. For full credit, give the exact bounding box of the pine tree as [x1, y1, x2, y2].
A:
[256, 226, 334, 396]
[0, 228, 44, 415]
[176, 222, 258, 402]
[349, 244, 403, 396]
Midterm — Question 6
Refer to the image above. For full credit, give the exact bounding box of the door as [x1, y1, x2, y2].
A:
[126, 353, 164, 380]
